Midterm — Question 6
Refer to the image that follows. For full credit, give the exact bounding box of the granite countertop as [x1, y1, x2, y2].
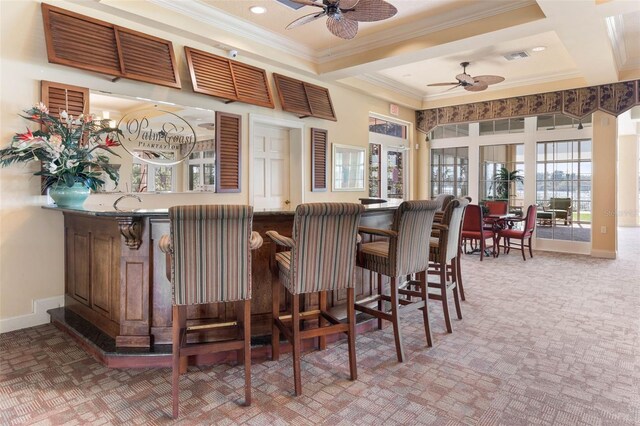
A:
[43, 198, 403, 217]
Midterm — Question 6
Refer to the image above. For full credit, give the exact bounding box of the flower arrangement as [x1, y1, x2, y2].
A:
[0, 102, 121, 191]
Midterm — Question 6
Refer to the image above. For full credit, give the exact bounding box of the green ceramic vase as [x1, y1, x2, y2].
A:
[49, 182, 90, 209]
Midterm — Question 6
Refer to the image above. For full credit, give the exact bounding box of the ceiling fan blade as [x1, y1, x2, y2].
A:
[455, 73, 475, 85]
[474, 75, 505, 85]
[326, 15, 358, 39]
[341, 0, 397, 22]
[288, 0, 324, 7]
[427, 82, 459, 87]
[339, 0, 361, 9]
[286, 11, 326, 30]
[445, 84, 462, 92]
[465, 81, 488, 92]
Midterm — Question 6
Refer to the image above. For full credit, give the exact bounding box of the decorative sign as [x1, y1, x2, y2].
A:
[116, 108, 197, 165]
[389, 103, 400, 116]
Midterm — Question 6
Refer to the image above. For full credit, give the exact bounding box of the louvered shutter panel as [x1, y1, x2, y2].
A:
[311, 128, 328, 192]
[116, 29, 181, 88]
[42, 3, 180, 89]
[304, 84, 336, 121]
[232, 62, 274, 108]
[274, 74, 312, 117]
[40, 81, 89, 194]
[42, 3, 120, 76]
[185, 47, 274, 108]
[273, 74, 337, 121]
[215, 112, 242, 193]
[41, 80, 89, 119]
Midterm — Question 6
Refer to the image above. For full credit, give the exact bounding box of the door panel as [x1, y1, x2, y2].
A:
[253, 125, 290, 210]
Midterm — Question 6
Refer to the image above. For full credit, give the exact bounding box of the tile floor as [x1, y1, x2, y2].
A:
[1, 229, 639, 425]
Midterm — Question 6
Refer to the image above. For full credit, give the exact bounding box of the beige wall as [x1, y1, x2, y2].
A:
[591, 111, 618, 258]
[0, 0, 417, 324]
[617, 134, 639, 227]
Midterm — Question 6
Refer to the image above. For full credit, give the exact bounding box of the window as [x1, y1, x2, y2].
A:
[536, 140, 592, 242]
[369, 143, 381, 197]
[369, 115, 410, 200]
[479, 118, 524, 135]
[479, 144, 524, 211]
[430, 124, 469, 140]
[131, 151, 176, 192]
[537, 114, 592, 130]
[369, 117, 408, 139]
[430, 147, 468, 197]
[188, 149, 216, 191]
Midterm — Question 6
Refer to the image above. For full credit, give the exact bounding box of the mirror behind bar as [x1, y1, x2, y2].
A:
[90, 91, 217, 193]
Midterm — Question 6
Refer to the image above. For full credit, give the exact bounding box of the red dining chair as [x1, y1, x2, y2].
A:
[496, 204, 537, 261]
[461, 204, 495, 261]
[483, 200, 509, 231]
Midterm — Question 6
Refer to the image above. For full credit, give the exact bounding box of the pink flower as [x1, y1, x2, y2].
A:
[16, 128, 34, 141]
[104, 135, 119, 147]
[36, 102, 49, 114]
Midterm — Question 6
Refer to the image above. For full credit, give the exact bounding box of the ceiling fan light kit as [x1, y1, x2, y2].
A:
[286, 0, 397, 40]
[428, 61, 505, 92]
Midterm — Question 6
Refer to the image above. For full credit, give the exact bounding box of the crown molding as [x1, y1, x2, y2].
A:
[316, 0, 539, 63]
[148, 0, 317, 63]
[357, 74, 423, 101]
[606, 15, 627, 71]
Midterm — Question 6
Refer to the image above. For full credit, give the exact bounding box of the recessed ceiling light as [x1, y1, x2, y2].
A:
[532, 46, 546, 52]
[250, 6, 267, 14]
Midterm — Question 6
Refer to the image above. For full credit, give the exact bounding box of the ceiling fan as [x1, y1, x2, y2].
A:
[285, 0, 397, 40]
[428, 62, 505, 92]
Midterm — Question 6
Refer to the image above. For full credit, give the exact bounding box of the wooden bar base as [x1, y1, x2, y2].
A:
[49, 307, 379, 368]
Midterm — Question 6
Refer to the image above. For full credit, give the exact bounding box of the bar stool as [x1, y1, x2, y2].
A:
[267, 203, 364, 396]
[356, 200, 439, 362]
[428, 198, 468, 333]
[159, 205, 263, 419]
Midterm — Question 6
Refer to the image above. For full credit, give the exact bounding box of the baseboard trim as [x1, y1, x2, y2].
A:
[590, 249, 617, 259]
[0, 296, 65, 333]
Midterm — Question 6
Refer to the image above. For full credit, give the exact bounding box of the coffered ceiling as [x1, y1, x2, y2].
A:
[93, 0, 640, 109]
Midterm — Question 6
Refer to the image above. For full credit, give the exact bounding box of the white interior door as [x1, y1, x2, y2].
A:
[253, 124, 290, 211]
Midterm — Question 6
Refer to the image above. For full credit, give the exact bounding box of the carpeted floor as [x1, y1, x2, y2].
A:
[1, 229, 639, 425]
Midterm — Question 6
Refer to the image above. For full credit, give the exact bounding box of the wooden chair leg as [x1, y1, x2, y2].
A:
[172, 305, 186, 419]
[347, 287, 357, 380]
[418, 271, 433, 347]
[479, 236, 484, 261]
[291, 293, 302, 396]
[243, 299, 252, 406]
[318, 290, 327, 350]
[528, 236, 534, 258]
[271, 278, 280, 361]
[389, 277, 405, 362]
[377, 273, 383, 330]
[440, 268, 452, 333]
[521, 237, 527, 261]
[451, 260, 462, 320]
[456, 254, 465, 302]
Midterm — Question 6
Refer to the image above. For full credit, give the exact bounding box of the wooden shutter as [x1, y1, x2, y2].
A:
[115, 29, 180, 88]
[311, 128, 328, 192]
[215, 112, 242, 193]
[42, 3, 180, 89]
[273, 73, 337, 121]
[40, 81, 90, 194]
[185, 47, 274, 109]
[41, 80, 89, 119]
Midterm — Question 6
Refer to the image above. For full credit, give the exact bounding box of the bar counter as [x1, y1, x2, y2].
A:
[45, 200, 401, 366]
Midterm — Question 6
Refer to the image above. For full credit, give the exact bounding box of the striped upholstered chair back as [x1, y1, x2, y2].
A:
[289, 203, 364, 295]
[433, 198, 469, 264]
[387, 200, 439, 277]
[169, 205, 254, 305]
